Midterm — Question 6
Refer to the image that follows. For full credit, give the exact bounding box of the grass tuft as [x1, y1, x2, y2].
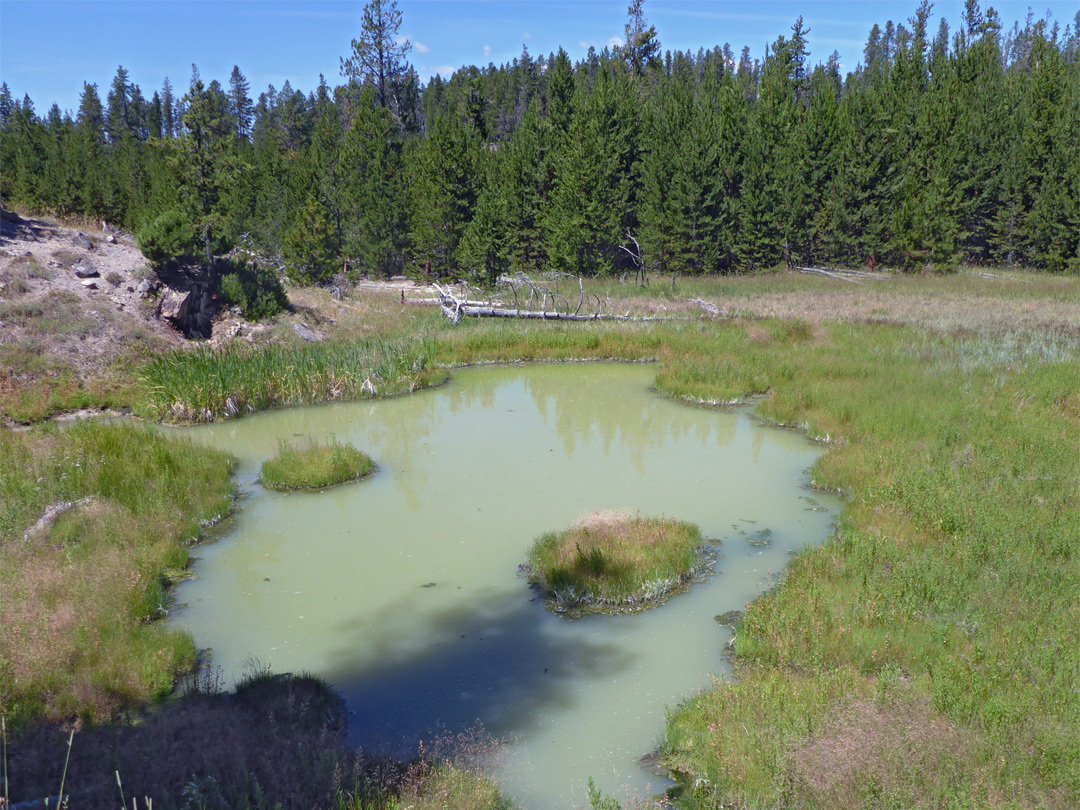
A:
[526, 511, 712, 614]
[261, 438, 375, 492]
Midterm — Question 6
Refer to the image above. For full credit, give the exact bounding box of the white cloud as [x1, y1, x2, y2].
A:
[578, 40, 591, 49]
[523, 32, 531, 40]
[430, 66, 456, 79]
[396, 35, 428, 53]
[484, 45, 491, 57]
[607, 36, 623, 49]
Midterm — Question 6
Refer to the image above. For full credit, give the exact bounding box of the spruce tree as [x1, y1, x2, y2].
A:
[227, 66, 255, 140]
[340, 86, 409, 277]
[408, 110, 482, 276]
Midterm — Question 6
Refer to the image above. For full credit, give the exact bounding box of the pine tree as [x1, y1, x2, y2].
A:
[340, 0, 412, 122]
[283, 197, 338, 282]
[456, 156, 510, 283]
[545, 61, 640, 276]
[621, 0, 662, 79]
[1018, 32, 1079, 270]
[0, 83, 15, 201]
[149, 91, 163, 139]
[500, 98, 555, 273]
[408, 110, 482, 276]
[161, 77, 176, 138]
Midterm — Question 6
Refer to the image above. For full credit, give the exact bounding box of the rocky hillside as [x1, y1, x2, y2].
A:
[0, 211, 259, 422]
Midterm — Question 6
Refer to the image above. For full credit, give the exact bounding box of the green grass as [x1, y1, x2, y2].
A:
[261, 438, 375, 491]
[527, 512, 711, 614]
[135, 336, 445, 423]
[650, 322, 1080, 808]
[0, 420, 236, 729]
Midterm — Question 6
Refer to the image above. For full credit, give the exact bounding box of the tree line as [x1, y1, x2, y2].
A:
[2, 0, 1078, 279]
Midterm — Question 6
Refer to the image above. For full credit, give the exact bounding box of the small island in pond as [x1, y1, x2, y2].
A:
[260, 438, 375, 492]
[525, 511, 714, 615]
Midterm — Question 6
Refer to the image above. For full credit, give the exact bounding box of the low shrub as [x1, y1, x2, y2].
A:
[137, 209, 196, 267]
[261, 438, 375, 491]
[216, 258, 290, 321]
[526, 511, 712, 614]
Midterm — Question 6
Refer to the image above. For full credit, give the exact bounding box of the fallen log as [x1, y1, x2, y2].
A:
[24, 497, 95, 542]
[443, 304, 660, 322]
[797, 265, 892, 283]
[433, 282, 664, 325]
[688, 297, 721, 315]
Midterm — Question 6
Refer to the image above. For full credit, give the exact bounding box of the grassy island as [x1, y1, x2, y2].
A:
[260, 438, 375, 491]
[526, 512, 712, 614]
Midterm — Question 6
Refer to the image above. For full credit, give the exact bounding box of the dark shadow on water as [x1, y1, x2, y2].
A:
[321, 586, 636, 755]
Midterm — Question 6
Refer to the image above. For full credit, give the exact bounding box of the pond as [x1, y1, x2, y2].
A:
[172, 363, 839, 809]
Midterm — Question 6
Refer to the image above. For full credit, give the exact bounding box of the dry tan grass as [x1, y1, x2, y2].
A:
[0, 468, 207, 725]
[787, 694, 980, 809]
[576, 508, 634, 532]
[592, 271, 1080, 335]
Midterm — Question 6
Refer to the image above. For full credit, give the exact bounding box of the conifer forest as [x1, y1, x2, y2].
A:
[2, 0, 1078, 282]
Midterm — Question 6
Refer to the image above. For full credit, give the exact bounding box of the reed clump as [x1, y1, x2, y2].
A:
[261, 438, 375, 491]
[526, 511, 711, 614]
[135, 336, 444, 423]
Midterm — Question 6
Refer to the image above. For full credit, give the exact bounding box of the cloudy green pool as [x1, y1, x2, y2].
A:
[172, 363, 839, 809]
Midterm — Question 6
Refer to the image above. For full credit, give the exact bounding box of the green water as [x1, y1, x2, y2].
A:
[172, 363, 839, 809]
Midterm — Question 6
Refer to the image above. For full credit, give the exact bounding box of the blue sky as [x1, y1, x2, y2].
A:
[1, 0, 1076, 114]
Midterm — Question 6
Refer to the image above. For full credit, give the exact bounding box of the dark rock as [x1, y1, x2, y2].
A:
[72, 232, 93, 250]
[157, 282, 217, 339]
[73, 260, 98, 278]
